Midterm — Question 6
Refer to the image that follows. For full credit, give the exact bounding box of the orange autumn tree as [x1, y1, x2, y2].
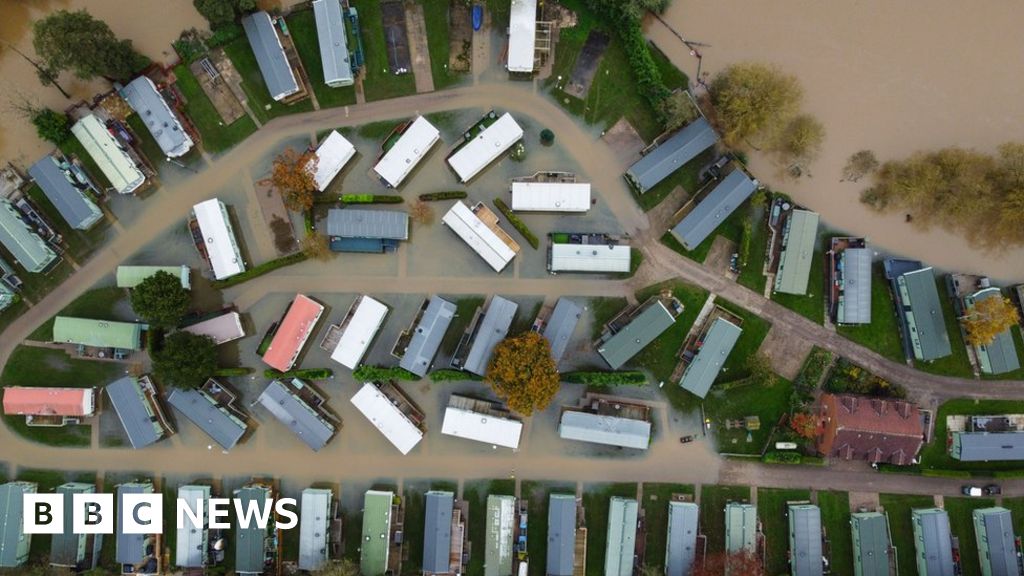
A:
[271, 147, 317, 211]
[486, 331, 560, 415]
[962, 295, 1020, 346]
[789, 411, 819, 439]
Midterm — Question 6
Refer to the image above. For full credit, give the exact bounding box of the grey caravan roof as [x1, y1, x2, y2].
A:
[850, 512, 890, 576]
[913, 508, 954, 576]
[312, 0, 353, 86]
[605, 498, 639, 576]
[665, 502, 698, 576]
[299, 488, 332, 571]
[788, 504, 823, 576]
[547, 495, 576, 576]
[837, 247, 872, 324]
[28, 155, 101, 230]
[679, 318, 742, 399]
[542, 298, 583, 362]
[120, 76, 192, 157]
[51, 483, 98, 568]
[558, 411, 651, 450]
[423, 491, 454, 573]
[725, 503, 757, 554]
[0, 199, 55, 273]
[106, 376, 164, 449]
[0, 482, 34, 568]
[241, 12, 299, 100]
[625, 118, 717, 193]
[167, 388, 247, 450]
[598, 301, 676, 370]
[975, 508, 1017, 576]
[327, 208, 409, 240]
[400, 297, 457, 376]
[235, 486, 269, 574]
[671, 170, 757, 250]
[256, 380, 336, 451]
[177, 485, 211, 568]
[952, 432, 1024, 462]
[895, 266, 951, 361]
[115, 483, 152, 566]
[463, 296, 518, 376]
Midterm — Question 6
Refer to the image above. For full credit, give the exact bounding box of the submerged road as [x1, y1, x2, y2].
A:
[0, 82, 1020, 487]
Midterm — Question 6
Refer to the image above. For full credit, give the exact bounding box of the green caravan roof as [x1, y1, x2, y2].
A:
[360, 490, 394, 576]
[774, 210, 820, 295]
[116, 265, 191, 289]
[53, 316, 143, 350]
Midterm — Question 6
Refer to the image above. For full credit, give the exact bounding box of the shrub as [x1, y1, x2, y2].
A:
[561, 371, 647, 386]
[340, 194, 403, 204]
[492, 198, 539, 249]
[762, 451, 802, 464]
[264, 368, 333, 380]
[214, 367, 253, 377]
[353, 365, 420, 382]
[419, 191, 468, 202]
[211, 252, 307, 289]
[205, 22, 244, 48]
[429, 369, 483, 382]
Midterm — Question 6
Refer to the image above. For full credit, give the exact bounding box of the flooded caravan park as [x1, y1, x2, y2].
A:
[648, 0, 1024, 279]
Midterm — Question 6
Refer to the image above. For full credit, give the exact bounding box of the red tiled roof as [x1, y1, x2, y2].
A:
[262, 294, 324, 372]
[817, 393, 924, 465]
[2, 387, 95, 416]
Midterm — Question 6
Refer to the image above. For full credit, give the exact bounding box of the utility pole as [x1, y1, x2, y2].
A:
[0, 39, 71, 99]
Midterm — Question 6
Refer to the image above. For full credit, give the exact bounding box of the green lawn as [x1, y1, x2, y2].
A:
[349, 0, 417, 101]
[402, 481, 430, 574]
[914, 278, 974, 378]
[23, 183, 109, 262]
[285, 9, 358, 108]
[699, 485, 752, 553]
[0, 300, 27, 337]
[588, 297, 628, 341]
[715, 299, 772, 379]
[173, 63, 258, 153]
[640, 483, 693, 571]
[28, 286, 128, 341]
[878, 493, 936, 576]
[1000, 496, 1024, 537]
[630, 280, 710, 395]
[420, 0, 464, 90]
[3, 415, 91, 447]
[704, 377, 794, 455]
[0, 345, 123, 389]
[836, 263, 905, 362]
[757, 487, 811, 576]
[944, 496, 995, 576]
[919, 398, 1024, 474]
[659, 195, 751, 260]
[358, 118, 408, 140]
[771, 231, 827, 325]
[223, 37, 315, 123]
[982, 325, 1024, 380]
[485, 0, 510, 27]
[59, 136, 112, 191]
[736, 206, 769, 295]
[440, 296, 484, 356]
[521, 480, 576, 576]
[581, 482, 637, 576]
[817, 491, 852, 576]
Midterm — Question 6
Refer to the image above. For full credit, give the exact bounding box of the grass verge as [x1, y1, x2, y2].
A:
[878, 493, 936, 576]
[836, 263, 905, 362]
[349, 0, 418, 101]
[223, 37, 315, 123]
[173, 63, 258, 153]
[817, 491, 852, 576]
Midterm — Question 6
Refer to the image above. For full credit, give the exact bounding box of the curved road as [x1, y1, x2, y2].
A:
[0, 82, 1020, 491]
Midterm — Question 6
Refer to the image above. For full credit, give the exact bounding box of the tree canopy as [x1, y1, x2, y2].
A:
[129, 270, 191, 327]
[193, 0, 256, 28]
[485, 332, 560, 415]
[710, 62, 803, 147]
[301, 232, 333, 261]
[861, 143, 1024, 249]
[271, 147, 318, 211]
[962, 295, 1020, 346]
[30, 108, 71, 144]
[842, 149, 879, 183]
[33, 10, 147, 81]
[152, 331, 218, 389]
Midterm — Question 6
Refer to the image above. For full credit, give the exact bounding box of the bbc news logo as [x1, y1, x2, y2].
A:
[23, 494, 299, 534]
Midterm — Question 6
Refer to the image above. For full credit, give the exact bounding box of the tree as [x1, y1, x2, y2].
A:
[962, 295, 1020, 346]
[692, 551, 763, 576]
[657, 91, 699, 132]
[773, 113, 825, 166]
[841, 149, 879, 182]
[33, 10, 148, 81]
[130, 270, 191, 327]
[540, 129, 555, 146]
[485, 332, 560, 415]
[152, 332, 218, 389]
[193, 0, 257, 28]
[745, 352, 777, 388]
[301, 232, 332, 261]
[710, 62, 802, 147]
[30, 107, 71, 144]
[789, 411, 818, 440]
[271, 148, 317, 211]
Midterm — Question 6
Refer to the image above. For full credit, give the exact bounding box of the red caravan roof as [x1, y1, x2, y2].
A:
[2, 387, 95, 416]
[262, 294, 325, 372]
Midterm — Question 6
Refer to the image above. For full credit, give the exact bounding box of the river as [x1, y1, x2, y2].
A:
[648, 0, 1024, 281]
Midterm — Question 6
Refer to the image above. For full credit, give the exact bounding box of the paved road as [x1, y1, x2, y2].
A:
[0, 82, 1020, 490]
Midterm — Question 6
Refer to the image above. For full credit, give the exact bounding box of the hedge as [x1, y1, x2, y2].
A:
[263, 368, 333, 380]
[419, 191, 467, 202]
[353, 365, 420, 382]
[212, 252, 308, 289]
[561, 371, 647, 386]
[213, 367, 253, 377]
[921, 468, 972, 479]
[340, 194, 403, 204]
[762, 451, 802, 464]
[492, 198, 539, 249]
[429, 369, 483, 382]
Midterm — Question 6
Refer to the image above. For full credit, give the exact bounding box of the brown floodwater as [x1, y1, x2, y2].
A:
[648, 0, 1024, 281]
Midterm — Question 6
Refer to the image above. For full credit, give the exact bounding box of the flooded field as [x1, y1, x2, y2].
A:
[648, 0, 1024, 281]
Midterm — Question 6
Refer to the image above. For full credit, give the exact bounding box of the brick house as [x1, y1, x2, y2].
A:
[816, 393, 924, 465]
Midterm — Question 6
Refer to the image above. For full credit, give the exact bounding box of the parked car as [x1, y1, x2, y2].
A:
[984, 484, 1002, 496]
[962, 485, 983, 497]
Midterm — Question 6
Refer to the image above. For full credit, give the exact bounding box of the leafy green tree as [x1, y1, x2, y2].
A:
[486, 332, 560, 415]
[152, 332, 218, 389]
[710, 62, 802, 147]
[193, 0, 256, 28]
[129, 270, 191, 328]
[33, 10, 148, 81]
[30, 108, 71, 144]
